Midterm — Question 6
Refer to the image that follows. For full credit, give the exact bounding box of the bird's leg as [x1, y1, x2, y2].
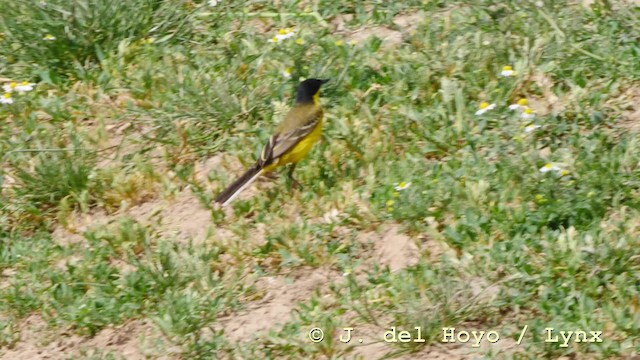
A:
[287, 163, 303, 190]
[260, 170, 279, 181]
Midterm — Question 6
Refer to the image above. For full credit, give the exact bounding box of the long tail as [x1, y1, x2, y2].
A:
[214, 165, 264, 206]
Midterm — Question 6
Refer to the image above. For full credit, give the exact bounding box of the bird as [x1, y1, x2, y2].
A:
[214, 78, 330, 206]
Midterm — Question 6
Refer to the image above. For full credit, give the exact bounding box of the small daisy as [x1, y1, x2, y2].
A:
[208, 0, 220, 6]
[15, 81, 35, 93]
[394, 181, 411, 191]
[500, 65, 515, 77]
[0, 93, 13, 104]
[349, 40, 357, 46]
[539, 163, 562, 173]
[270, 28, 295, 43]
[509, 98, 528, 111]
[524, 124, 541, 134]
[2, 82, 17, 93]
[295, 38, 304, 45]
[282, 67, 292, 78]
[521, 107, 535, 120]
[559, 169, 570, 177]
[43, 34, 56, 41]
[475, 102, 496, 116]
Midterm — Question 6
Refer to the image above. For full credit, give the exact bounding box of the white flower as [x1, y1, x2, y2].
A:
[269, 28, 295, 43]
[208, 0, 220, 6]
[282, 67, 292, 78]
[500, 65, 515, 77]
[475, 102, 496, 116]
[2, 82, 17, 93]
[43, 34, 56, 41]
[0, 93, 13, 104]
[394, 181, 411, 191]
[521, 108, 535, 120]
[509, 98, 528, 111]
[15, 81, 35, 93]
[524, 124, 541, 134]
[539, 163, 562, 173]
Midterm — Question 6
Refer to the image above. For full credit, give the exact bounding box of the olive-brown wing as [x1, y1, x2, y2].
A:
[257, 105, 323, 167]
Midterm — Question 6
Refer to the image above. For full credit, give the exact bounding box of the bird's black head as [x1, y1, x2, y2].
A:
[295, 78, 329, 104]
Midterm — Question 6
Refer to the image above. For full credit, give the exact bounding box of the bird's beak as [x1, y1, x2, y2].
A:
[320, 79, 330, 84]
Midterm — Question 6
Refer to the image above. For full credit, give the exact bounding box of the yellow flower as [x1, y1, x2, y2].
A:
[386, 200, 395, 207]
[335, 40, 343, 46]
[295, 38, 304, 45]
[43, 34, 56, 41]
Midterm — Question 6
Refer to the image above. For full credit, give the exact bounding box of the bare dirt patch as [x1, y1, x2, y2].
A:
[217, 266, 341, 343]
[0, 268, 17, 291]
[0, 315, 175, 360]
[527, 71, 563, 115]
[54, 186, 213, 248]
[333, 11, 425, 49]
[357, 224, 449, 272]
[369, 225, 420, 272]
[611, 85, 640, 132]
[127, 189, 213, 245]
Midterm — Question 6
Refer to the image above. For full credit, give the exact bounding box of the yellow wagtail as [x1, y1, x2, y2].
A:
[214, 78, 329, 206]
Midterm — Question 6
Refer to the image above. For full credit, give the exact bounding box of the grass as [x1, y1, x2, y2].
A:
[1, 0, 639, 359]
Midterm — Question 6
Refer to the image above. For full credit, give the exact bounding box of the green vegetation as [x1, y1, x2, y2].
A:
[1, 0, 639, 358]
